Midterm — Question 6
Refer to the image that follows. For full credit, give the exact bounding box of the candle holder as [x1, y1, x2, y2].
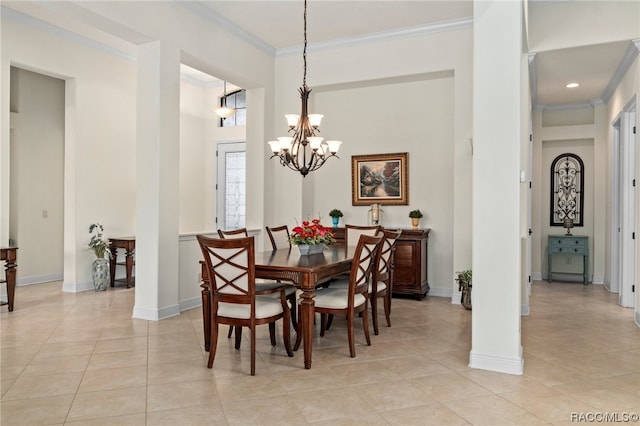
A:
[368, 203, 383, 226]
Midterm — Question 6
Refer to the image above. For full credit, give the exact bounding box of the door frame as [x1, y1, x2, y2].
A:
[610, 97, 636, 308]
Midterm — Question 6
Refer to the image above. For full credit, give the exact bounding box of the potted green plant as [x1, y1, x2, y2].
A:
[409, 209, 423, 229]
[456, 269, 472, 310]
[89, 223, 111, 291]
[328, 209, 343, 227]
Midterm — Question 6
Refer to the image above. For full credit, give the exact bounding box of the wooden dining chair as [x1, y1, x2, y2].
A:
[344, 224, 381, 247]
[197, 235, 293, 375]
[218, 228, 298, 331]
[370, 229, 402, 334]
[217, 228, 249, 239]
[325, 230, 400, 334]
[329, 224, 381, 284]
[265, 225, 291, 250]
[294, 233, 383, 358]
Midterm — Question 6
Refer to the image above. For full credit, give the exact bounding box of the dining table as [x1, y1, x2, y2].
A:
[200, 244, 356, 369]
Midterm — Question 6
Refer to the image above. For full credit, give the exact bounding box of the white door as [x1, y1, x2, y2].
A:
[216, 142, 246, 230]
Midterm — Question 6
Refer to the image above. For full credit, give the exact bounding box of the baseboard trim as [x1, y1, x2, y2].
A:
[428, 287, 453, 299]
[17, 273, 63, 286]
[531, 272, 543, 281]
[521, 304, 530, 316]
[179, 296, 201, 312]
[635, 311, 640, 328]
[132, 304, 180, 321]
[62, 280, 94, 293]
[469, 349, 524, 375]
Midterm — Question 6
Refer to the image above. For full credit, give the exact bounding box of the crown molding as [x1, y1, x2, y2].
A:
[536, 102, 597, 112]
[528, 53, 538, 107]
[1, 5, 135, 62]
[178, 1, 276, 57]
[277, 17, 473, 57]
[601, 39, 640, 104]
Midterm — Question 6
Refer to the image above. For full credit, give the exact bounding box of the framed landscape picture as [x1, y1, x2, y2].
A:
[351, 152, 408, 206]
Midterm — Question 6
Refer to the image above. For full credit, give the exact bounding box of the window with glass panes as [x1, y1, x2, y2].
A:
[220, 89, 246, 127]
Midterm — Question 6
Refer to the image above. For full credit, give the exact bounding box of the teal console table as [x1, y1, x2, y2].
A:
[547, 235, 589, 284]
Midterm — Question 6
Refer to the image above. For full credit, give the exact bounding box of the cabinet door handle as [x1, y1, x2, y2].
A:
[574, 248, 578, 252]
[558, 248, 562, 252]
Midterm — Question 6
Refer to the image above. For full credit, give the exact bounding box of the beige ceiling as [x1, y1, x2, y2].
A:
[3, 0, 634, 109]
[198, 0, 635, 109]
[533, 40, 632, 107]
[199, 1, 473, 50]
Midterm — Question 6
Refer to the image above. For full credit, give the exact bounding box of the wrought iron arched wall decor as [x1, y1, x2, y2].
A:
[550, 153, 584, 227]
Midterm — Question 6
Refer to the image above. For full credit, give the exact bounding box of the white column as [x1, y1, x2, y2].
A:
[470, 0, 524, 374]
[133, 40, 181, 321]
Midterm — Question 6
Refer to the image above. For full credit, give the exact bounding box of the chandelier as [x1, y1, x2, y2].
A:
[267, 0, 342, 177]
[213, 80, 236, 119]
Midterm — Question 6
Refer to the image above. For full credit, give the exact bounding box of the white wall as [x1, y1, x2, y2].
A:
[9, 67, 64, 284]
[528, 1, 640, 52]
[1, 14, 138, 292]
[541, 138, 595, 277]
[308, 76, 455, 294]
[270, 25, 473, 299]
[2, 4, 267, 302]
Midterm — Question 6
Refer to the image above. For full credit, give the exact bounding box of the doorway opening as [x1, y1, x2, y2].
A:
[610, 99, 637, 308]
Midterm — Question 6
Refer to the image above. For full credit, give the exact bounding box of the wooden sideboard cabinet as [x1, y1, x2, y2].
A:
[330, 227, 430, 299]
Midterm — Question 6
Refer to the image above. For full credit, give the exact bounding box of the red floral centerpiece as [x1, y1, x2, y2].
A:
[290, 219, 335, 255]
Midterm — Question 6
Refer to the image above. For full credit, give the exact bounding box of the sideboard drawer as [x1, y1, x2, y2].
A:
[549, 245, 587, 254]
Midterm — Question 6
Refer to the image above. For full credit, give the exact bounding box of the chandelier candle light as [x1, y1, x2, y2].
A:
[267, 0, 342, 177]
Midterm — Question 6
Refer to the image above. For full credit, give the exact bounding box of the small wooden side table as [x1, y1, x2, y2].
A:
[109, 237, 135, 288]
[1, 247, 18, 311]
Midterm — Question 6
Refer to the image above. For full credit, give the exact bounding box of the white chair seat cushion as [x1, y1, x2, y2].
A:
[311, 288, 367, 309]
[256, 281, 297, 296]
[218, 296, 284, 319]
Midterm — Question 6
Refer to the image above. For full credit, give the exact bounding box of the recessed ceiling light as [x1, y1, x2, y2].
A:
[566, 82, 580, 88]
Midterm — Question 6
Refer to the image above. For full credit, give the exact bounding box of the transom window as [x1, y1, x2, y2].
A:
[220, 89, 246, 127]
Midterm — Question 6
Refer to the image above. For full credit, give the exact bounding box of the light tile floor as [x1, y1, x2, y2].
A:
[1, 281, 638, 425]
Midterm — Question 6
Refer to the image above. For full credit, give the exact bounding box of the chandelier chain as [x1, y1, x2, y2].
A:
[303, 0, 307, 87]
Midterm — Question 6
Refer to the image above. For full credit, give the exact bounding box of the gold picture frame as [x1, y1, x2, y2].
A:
[351, 152, 409, 206]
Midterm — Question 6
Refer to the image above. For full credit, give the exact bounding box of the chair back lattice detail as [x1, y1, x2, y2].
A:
[198, 236, 256, 303]
[345, 224, 381, 247]
[217, 228, 248, 239]
[350, 234, 383, 301]
[376, 230, 402, 280]
[266, 225, 291, 250]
